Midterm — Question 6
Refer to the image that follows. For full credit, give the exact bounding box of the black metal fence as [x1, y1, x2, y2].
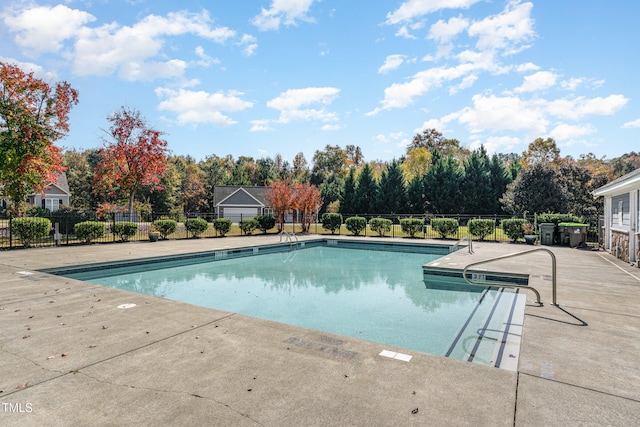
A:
[0, 211, 601, 250]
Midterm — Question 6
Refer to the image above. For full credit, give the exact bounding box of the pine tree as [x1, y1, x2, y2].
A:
[377, 159, 406, 213]
[354, 163, 378, 214]
[461, 147, 493, 214]
[340, 167, 357, 214]
[423, 155, 463, 214]
[406, 175, 425, 213]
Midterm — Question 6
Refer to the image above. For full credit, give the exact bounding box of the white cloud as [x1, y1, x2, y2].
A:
[386, 0, 481, 25]
[239, 34, 258, 56]
[457, 94, 549, 134]
[514, 71, 558, 93]
[561, 77, 584, 91]
[252, 0, 316, 31]
[515, 62, 540, 72]
[549, 123, 596, 140]
[0, 56, 57, 80]
[467, 1, 535, 54]
[3, 4, 95, 55]
[378, 54, 406, 74]
[155, 88, 253, 126]
[469, 136, 521, 154]
[250, 119, 274, 132]
[622, 118, 640, 128]
[428, 16, 469, 44]
[546, 95, 628, 120]
[267, 87, 340, 123]
[321, 124, 341, 131]
[73, 10, 236, 79]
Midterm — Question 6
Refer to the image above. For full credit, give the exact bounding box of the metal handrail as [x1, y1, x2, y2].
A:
[462, 248, 558, 306]
[279, 230, 298, 243]
[452, 236, 474, 254]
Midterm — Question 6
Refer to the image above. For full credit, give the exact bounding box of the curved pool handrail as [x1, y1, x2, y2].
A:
[462, 247, 558, 306]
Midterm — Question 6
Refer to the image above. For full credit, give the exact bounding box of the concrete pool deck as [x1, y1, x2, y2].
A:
[1, 235, 639, 426]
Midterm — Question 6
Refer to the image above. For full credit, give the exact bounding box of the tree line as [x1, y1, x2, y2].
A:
[2, 61, 639, 221]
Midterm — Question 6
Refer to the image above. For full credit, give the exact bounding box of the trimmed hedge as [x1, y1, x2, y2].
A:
[213, 218, 232, 236]
[74, 221, 105, 244]
[185, 218, 209, 237]
[256, 215, 276, 234]
[369, 217, 392, 237]
[536, 212, 582, 225]
[345, 216, 366, 236]
[239, 218, 258, 235]
[430, 218, 458, 239]
[12, 217, 51, 248]
[321, 213, 343, 234]
[468, 218, 495, 241]
[113, 222, 138, 242]
[501, 218, 528, 242]
[400, 217, 425, 238]
[152, 219, 177, 239]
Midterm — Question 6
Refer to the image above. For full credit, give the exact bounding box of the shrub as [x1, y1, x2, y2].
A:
[50, 207, 98, 234]
[112, 222, 138, 242]
[152, 219, 177, 239]
[536, 212, 582, 225]
[74, 221, 105, 244]
[12, 217, 51, 248]
[239, 218, 258, 235]
[345, 216, 366, 236]
[213, 218, 232, 237]
[400, 217, 425, 238]
[185, 218, 209, 237]
[501, 218, 528, 242]
[255, 215, 277, 234]
[369, 217, 392, 237]
[429, 218, 459, 239]
[321, 213, 343, 234]
[468, 218, 495, 241]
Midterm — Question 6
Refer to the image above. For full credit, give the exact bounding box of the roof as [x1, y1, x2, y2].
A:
[213, 186, 269, 207]
[593, 167, 640, 197]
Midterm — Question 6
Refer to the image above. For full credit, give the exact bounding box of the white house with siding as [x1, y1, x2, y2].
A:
[593, 167, 640, 266]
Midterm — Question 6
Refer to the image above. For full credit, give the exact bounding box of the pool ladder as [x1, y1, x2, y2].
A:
[279, 230, 298, 248]
[462, 248, 558, 306]
[452, 236, 474, 254]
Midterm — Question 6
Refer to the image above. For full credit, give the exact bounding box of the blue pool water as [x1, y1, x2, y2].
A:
[55, 241, 524, 368]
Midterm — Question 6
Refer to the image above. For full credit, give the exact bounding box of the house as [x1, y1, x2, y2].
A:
[593, 167, 640, 266]
[213, 186, 271, 222]
[1, 172, 71, 212]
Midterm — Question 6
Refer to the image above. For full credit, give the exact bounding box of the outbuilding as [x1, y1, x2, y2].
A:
[593, 167, 640, 266]
[213, 186, 270, 222]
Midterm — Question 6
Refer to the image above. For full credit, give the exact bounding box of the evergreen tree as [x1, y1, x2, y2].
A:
[406, 175, 425, 213]
[461, 147, 493, 214]
[340, 167, 357, 214]
[488, 154, 511, 214]
[354, 163, 378, 214]
[319, 173, 344, 213]
[377, 159, 406, 213]
[423, 154, 463, 214]
[500, 163, 569, 215]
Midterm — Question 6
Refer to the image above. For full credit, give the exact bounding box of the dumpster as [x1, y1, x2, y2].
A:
[539, 223, 556, 246]
[558, 222, 588, 248]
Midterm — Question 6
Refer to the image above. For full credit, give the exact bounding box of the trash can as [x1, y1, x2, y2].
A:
[557, 222, 588, 248]
[539, 223, 556, 246]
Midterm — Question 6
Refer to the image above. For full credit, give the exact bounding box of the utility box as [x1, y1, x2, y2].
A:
[558, 222, 588, 248]
[539, 223, 556, 246]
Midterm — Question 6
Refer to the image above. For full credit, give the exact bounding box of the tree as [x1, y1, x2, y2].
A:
[265, 180, 293, 232]
[423, 154, 463, 214]
[292, 183, 322, 233]
[500, 162, 569, 215]
[340, 168, 357, 214]
[92, 107, 169, 218]
[406, 175, 425, 213]
[461, 147, 493, 214]
[401, 147, 432, 182]
[0, 62, 78, 212]
[408, 128, 464, 158]
[63, 149, 97, 210]
[521, 137, 561, 168]
[488, 154, 512, 214]
[377, 159, 406, 214]
[354, 163, 378, 214]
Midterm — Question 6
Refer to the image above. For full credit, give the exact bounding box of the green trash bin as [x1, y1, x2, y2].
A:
[539, 223, 555, 246]
[558, 222, 588, 248]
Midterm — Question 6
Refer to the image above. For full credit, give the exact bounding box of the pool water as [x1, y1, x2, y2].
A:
[58, 242, 524, 369]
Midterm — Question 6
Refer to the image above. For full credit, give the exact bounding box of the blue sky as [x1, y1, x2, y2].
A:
[1, 0, 638, 163]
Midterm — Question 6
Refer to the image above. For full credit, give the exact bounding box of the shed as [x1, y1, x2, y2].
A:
[593, 167, 640, 265]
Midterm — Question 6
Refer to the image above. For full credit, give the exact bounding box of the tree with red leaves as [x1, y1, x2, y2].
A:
[292, 182, 322, 233]
[93, 107, 169, 218]
[265, 180, 293, 232]
[0, 62, 78, 213]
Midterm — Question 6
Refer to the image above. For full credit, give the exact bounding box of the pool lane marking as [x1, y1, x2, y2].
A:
[596, 253, 640, 282]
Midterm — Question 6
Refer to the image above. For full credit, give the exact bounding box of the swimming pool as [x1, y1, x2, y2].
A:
[48, 240, 525, 369]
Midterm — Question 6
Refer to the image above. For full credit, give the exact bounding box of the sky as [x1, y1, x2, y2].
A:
[1, 0, 638, 164]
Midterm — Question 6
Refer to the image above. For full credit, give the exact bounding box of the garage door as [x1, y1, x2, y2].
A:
[223, 208, 258, 222]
